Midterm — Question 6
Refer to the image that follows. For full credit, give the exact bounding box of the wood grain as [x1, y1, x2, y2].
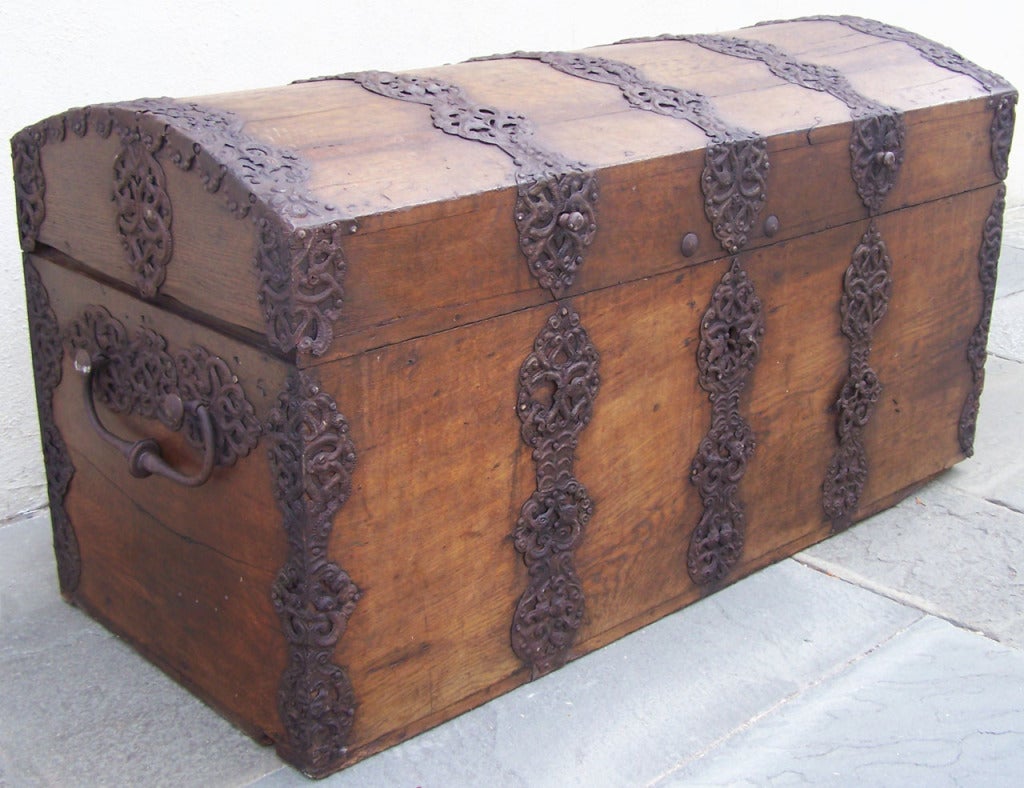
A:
[30, 24, 1003, 363]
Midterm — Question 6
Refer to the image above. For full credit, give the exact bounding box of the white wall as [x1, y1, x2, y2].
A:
[1, 0, 1021, 521]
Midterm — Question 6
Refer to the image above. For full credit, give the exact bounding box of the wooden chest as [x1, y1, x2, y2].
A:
[14, 16, 1016, 778]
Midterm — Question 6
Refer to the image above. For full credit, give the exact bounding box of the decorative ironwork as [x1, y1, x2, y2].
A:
[11, 123, 51, 252]
[960, 185, 1006, 456]
[823, 223, 893, 529]
[849, 114, 906, 214]
[330, 68, 605, 673]
[65, 306, 260, 467]
[688, 260, 764, 585]
[619, 32, 905, 215]
[12, 101, 347, 357]
[512, 306, 600, 675]
[24, 260, 79, 593]
[266, 371, 359, 777]
[484, 50, 768, 254]
[990, 93, 1017, 181]
[759, 15, 1016, 182]
[776, 16, 1011, 92]
[113, 133, 174, 298]
[514, 172, 598, 295]
[329, 70, 598, 296]
[256, 219, 348, 358]
[702, 139, 770, 252]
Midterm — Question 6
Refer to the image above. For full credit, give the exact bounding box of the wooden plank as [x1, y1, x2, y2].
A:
[36, 255, 290, 573]
[307, 186, 984, 755]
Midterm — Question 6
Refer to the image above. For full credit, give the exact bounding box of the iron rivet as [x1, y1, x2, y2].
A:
[558, 211, 586, 232]
[680, 232, 699, 257]
[764, 214, 780, 238]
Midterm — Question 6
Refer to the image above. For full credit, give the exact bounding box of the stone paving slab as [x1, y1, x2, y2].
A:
[664, 616, 1024, 787]
[0, 515, 282, 788]
[944, 354, 1024, 514]
[1001, 206, 1024, 240]
[996, 242, 1024, 299]
[251, 561, 921, 787]
[989, 289, 1024, 362]
[800, 482, 1024, 648]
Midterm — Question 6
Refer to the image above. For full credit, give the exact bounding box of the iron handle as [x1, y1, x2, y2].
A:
[74, 349, 215, 488]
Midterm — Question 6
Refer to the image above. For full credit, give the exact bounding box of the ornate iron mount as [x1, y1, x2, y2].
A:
[11, 102, 347, 358]
[759, 15, 1016, 181]
[512, 305, 600, 675]
[73, 349, 216, 487]
[822, 222, 893, 530]
[335, 69, 599, 297]
[473, 48, 773, 585]
[616, 32, 906, 525]
[65, 306, 261, 469]
[113, 125, 174, 298]
[23, 260, 79, 593]
[688, 259, 764, 585]
[773, 16, 1012, 92]
[266, 371, 359, 777]
[990, 93, 1016, 181]
[477, 50, 769, 256]
[959, 185, 1005, 456]
[621, 33, 905, 215]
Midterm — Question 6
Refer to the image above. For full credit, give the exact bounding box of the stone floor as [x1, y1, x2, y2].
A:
[2, 209, 1023, 786]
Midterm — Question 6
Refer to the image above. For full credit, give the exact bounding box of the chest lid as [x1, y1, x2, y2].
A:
[13, 16, 1014, 365]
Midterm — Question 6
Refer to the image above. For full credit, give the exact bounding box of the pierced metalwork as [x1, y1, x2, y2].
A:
[514, 172, 598, 295]
[990, 93, 1017, 181]
[266, 371, 359, 777]
[960, 185, 1006, 456]
[12, 101, 347, 357]
[114, 132, 174, 298]
[761, 15, 1016, 182]
[10, 118, 63, 251]
[485, 50, 768, 254]
[620, 32, 905, 215]
[849, 113, 906, 214]
[702, 139, 770, 252]
[331, 70, 599, 296]
[512, 305, 600, 675]
[777, 16, 1012, 92]
[24, 260, 79, 593]
[11, 132, 46, 251]
[329, 68, 606, 674]
[688, 260, 764, 585]
[65, 306, 260, 467]
[256, 219, 348, 358]
[823, 223, 893, 529]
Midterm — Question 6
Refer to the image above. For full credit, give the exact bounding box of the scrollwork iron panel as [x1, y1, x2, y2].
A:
[688, 259, 764, 585]
[512, 305, 599, 675]
[113, 133, 174, 299]
[266, 371, 359, 777]
[65, 306, 261, 467]
[11, 101, 348, 357]
[24, 259, 79, 593]
[315, 70, 599, 298]
[480, 50, 769, 255]
[960, 185, 1006, 456]
[822, 222, 893, 529]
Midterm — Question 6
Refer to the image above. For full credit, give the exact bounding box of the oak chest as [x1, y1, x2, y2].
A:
[15, 16, 1016, 777]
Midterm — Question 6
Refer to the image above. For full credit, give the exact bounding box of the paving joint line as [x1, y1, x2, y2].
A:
[793, 553, 1005, 645]
[644, 609, 923, 787]
[0, 505, 50, 530]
